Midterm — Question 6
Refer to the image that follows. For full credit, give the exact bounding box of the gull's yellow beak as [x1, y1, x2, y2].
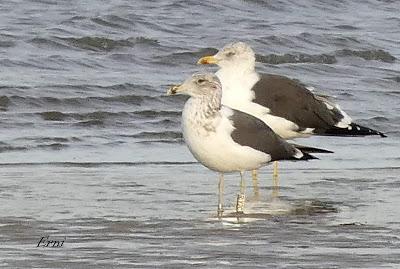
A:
[167, 84, 181, 95]
[197, 55, 218, 65]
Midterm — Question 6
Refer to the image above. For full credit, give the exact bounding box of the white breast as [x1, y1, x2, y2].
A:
[182, 103, 270, 173]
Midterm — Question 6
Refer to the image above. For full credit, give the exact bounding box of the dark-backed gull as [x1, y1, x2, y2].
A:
[197, 42, 386, 187]
[167, 73, 321, 217]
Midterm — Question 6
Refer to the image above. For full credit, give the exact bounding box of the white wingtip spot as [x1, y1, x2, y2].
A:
[294, 149, 304, 159]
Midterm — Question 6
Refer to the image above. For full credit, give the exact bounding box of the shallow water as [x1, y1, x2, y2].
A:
[0, 0, 399, 268]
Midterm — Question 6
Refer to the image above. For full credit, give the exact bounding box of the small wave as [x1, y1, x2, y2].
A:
[121, 131, 183, 140]
[37, 110, 177, 124]
[370, 116, 389, 122]
[133, 36, 160, 46]
[75, 119, 104, 127]
[105, 82, 153, 92]
[30, 82, 153, 95]
[137, 139, 183, 144]
[0, 142, 68, 153]
[7, 94, 152, 109]
[31, 0, 58, 4]
[384, 91, 400, 98]
[36, 143, 69, 150]
[295, 32, 361, 47]
[148, 119, 180, 126]
[105, 95, 145, 105]
[91, 16, 129, 29]
[59, 36, 158, 51]
[0, 40, 15, 48]
[338, 92, 354, 97]
[335, 49, 396, 63]
[0, 96, 11, 111]
[133, 110, 181, 118]
[256, 49, 396, 64]
[60, 36, 132, 51]
[82, 111, 132, 120]
[0, 145, 28, 153]
[21, 136, 82, 143]
[256, 53, 337, 64]
[38, 110, 172, 124]
[243, 0, 286, 10]
[337, 92, 357, 100]
[385, 76, 400, 83]
[29, 37, 71, 50]
[39, 111, 69, 121]
[334, 25, 360, 30]
[98, 95, 146, 105]
[29, 35, 159, 51]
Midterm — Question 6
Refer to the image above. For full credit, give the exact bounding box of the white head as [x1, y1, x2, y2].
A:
[197, 42, 256, 72]
[167, 73, 222, 100]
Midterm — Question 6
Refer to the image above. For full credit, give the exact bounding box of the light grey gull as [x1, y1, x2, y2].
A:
[197, 42, 386, 187]
[167, 73, 321, 217]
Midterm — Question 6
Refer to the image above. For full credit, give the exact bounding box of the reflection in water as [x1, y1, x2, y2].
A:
[218, 187, 338, 223]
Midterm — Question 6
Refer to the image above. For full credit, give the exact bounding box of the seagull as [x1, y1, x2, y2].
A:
[167, 73, 321, 217]
[197, 42, 386, 187]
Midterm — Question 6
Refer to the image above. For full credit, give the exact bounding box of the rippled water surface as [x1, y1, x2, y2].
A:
[0, 0, 399, 268]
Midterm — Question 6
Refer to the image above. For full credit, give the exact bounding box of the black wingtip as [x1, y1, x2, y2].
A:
[300, 152, 319, 160]
[292, 144, 334, 154]
[322, 123, 387, 138]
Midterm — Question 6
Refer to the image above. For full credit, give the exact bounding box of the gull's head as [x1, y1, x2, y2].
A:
[197, 42, 256, 71]
[167, 73, 222, 98]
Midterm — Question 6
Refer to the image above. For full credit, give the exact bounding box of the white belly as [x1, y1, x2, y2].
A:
[182, 108, 271, 172]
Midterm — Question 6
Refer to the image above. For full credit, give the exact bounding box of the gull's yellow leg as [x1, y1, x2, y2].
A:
[251, 169, 260, 199]
[236, 171, 246, 214]
[272, 161, 279, 198]
[217, 173, 224, 218]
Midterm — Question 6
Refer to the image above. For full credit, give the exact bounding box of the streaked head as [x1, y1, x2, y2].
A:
[167, 73, 222, 98]
[197, 42, 256, 71]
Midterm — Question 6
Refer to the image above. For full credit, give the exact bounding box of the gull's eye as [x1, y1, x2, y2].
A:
[197, 79, 206, 84]
[226, 51, 235, 57]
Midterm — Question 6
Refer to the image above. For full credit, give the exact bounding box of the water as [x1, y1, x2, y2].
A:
[0, 0, 399, 268]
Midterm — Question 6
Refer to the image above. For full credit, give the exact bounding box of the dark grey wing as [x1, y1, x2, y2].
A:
[251, 74, 344, 132]
[228, 108, 300, 161]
